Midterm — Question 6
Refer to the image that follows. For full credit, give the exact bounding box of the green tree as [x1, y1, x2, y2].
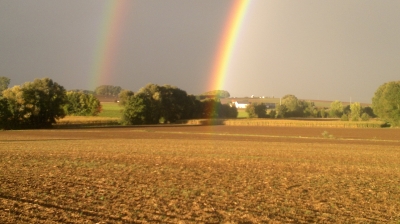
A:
[362, 106, 376, 118]
[300, 101, 316, 117]
[1, 86, 25, 128]
[0, 77, 11, 94]
[343, 105, 351, 115]
[319, 108, 327, 118]
[121, 93, 154, 125]
[350, 102, 362, 121]
[64, 91, 101, 116]
[0, 97, 12, 129]
[372, 81, 400, 126]
[340, 114, 349, 121]
[245, 103, 267, 118]
[360, 113, 370, 121]
[2, 78, 67, 128]
[329, 100, 344, 118]
[268, 109, 277, 118]
[94, 85, 122, 96]
[281, 94, 303, 117]
[118, 90, 134, 106]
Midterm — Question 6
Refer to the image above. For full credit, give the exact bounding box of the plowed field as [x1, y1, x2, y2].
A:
[0, 126, 399, 223]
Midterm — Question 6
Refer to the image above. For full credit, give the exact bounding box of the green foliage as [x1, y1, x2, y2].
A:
[94, 85, 122, 96]
[280, 95, 311, 117]
[300, 101, 316, 117]
[0, 97, 12, 129]
[361, 112, 370, 121]
[245, 103, 267, 118]
[122, 84, 188, 124]
[319, 108, 327, 118]
[2, 78, 66, 128]
[350, 102, 362, 121]
[0, 76, 11, 94]
[329, 100, 344, 118]
[122, 94, 153, 125]
[118, 90, 134, 106]
[122, 84, 237, 124]
[372, 81, 400, 126]
[340, 114, 349, 121]
[201, 90, 230, 98]
[199, 99, 237, 119]
[276, 104, 288, 118]
[362, 106, 375, 118]
[268, 109, 276, 118]
[68, 89, 95, 95]
[64, 91, 101, 116]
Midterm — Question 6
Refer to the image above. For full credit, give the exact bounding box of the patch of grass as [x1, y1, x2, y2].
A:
[237, 109, 248, 118]
[99, 102, 122, 118]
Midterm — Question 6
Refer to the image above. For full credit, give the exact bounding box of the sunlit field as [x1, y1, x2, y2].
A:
[99, 102, 122, 118]
[1, 126, 399, 223]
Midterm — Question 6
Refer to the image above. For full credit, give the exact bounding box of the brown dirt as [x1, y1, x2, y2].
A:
[0, 126, 399, 223]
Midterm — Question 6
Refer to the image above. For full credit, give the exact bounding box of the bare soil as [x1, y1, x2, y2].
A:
[0, 126, 399, 223]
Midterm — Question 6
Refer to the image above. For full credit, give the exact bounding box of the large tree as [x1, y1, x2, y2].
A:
[118, 90, 134, 106]
[122, 93, 153, 125]
[350, 102, 362, 121]
[372, 81, 400, 126]
[121, 84, 237, 124]
[2, 78, 67, 128]
[245, 103, 267, 118]
[280, 94, 304, 117]
[329, 100, 344, 118]
[64, 91, 101, 116]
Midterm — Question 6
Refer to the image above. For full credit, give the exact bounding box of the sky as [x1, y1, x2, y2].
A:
[1, 0, 399, 103]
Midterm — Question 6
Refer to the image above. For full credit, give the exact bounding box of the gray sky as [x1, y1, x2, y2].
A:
[1, 0, 399, 103]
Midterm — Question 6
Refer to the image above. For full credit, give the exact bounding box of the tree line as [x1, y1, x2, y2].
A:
[1, 76, 399, 128]
[120, 84, 237, 125]
[0, 77, 101, 129]
[246, 94, 375, 120]
[0, 77, 238, 129]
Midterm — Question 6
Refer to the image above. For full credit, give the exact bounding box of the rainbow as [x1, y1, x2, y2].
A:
[90, 0, 130, 90]
[208, 0, 251, 92]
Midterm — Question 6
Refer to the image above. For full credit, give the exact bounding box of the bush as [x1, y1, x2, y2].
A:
[361, 113, 370, 121]
[340, 114, 349, 121]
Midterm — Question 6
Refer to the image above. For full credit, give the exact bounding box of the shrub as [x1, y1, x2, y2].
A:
[340, 114, 349, 121]
[361, 113, 370, 121]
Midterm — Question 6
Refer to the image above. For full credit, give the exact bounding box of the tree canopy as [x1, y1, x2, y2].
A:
[122, 84, 237, 125]
[94, 85, 122, 96]
[246, 103, 267, 118]
[201, 90, 230, 98]
[2, 78, 67, 128]
[372, 81, 400, 126]
[329, 101, 344, 118]
[64, 91, 101, 116]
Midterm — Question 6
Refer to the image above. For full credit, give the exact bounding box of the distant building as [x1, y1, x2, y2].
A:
[232, 101, 249, 108]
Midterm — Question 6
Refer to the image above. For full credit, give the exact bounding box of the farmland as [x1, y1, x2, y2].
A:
[0, 126, 399, 223]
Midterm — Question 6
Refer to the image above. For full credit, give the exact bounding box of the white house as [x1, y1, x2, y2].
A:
[232, 101, 249, 109]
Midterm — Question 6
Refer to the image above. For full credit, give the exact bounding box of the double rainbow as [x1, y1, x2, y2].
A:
[90, 0, 251, 92]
